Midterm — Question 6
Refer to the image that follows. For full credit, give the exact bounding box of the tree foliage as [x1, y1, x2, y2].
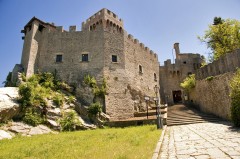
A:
[198, 17, 240, 61]
[230, 69, 240, 127]
[180, 74, 196, 93]
[3, 72, 15, 87]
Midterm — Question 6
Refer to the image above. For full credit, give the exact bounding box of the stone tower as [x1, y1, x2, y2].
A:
[159, 43, 203, 105]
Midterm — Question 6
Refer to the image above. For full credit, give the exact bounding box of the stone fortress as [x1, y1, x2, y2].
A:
[12, 8, 210, 121]
[12, 8, 162, 121]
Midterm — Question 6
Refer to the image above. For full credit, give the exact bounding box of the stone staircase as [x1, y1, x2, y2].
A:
[105, 106, 168, 127]
[167, 104, 222, 126]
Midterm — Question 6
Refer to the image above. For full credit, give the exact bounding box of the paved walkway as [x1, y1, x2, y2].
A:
[159, 122, 240, 159]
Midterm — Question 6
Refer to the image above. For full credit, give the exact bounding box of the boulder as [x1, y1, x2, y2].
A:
[46, 108, 61, 120]
[8, 122, 52, 136]
[47, 119, 60, 130]
[0, 130, 12, 140]
[28, 125, 52, 135]
[9, 122, 32, 134]
[0, 87, 20, 122]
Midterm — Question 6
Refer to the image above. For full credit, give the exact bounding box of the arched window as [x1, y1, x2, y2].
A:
[119, 27, 122, 33]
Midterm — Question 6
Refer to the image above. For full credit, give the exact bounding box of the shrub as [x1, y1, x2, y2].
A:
[180, 74, 196, 93]
[88, 102, 102, 116]
[39, 72, 55, 89]
[230, 69, 240, 127]
[23, 108, 44, 126]
[18, 82, 48, 107]
[206, 76, 214, 81]
[93, 78, 107, 97]
[66, 95, 76, 104]
[59, 111, 81, 131]
[53, 93, 64, 107]
[84, 75, 97, 87]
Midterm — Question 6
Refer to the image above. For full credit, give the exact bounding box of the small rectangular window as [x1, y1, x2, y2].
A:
[154, 73, 157, 81]
[112, 55, 117, 62]
[139, 65, 143, 74]
[82, 54, 89, 62]
[56, 55, 62, 62]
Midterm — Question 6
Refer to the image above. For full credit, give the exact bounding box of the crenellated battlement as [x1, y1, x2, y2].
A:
[81, 8, 123, 32]
[126, 33, 158, 59]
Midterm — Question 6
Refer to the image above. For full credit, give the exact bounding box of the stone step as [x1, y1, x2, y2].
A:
[167, 118, 220, 123]
[166, 105, 222, 126]
[168, 114, 220, 121]
[167, 120, 210, 126]
[134, 108, 167, 117]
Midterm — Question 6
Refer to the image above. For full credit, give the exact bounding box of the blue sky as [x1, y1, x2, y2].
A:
[0, 0, 240, 86]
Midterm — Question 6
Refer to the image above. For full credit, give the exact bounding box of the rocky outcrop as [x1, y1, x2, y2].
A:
[8, 122, 52, 136]
[0, 130, 12, 140]
[0, 87, 20, 122]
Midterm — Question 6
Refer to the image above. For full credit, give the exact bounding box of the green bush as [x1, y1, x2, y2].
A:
[18, 82, 48, 107]
[59, 111, 81, 131]
[93, 78, 107, 97]
[39, 72, 55, 89]
[180, 74, 196, 93]
[84, 75, 97, 87]
[53, 93, 65, 107]
[206, 76, 214, 81]
[66, 95, 76, 104]
[23, 108, 44, 126]
[230, 69, 240, 127]
[88, 102, 102, 116]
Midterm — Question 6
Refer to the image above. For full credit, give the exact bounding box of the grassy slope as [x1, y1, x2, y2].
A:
[0, 125, 161, 159]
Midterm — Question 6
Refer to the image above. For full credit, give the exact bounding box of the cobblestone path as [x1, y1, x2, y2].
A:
[159, 122, 240, 159]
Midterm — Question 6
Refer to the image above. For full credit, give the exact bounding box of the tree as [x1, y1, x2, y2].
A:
[213, 17, 224, 25]
[2, 72, 15, 87]
[180, 74, 196, 93]
[198, 18, 240, 61]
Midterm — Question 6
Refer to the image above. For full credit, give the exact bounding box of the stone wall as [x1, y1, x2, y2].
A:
[196, 49, 240, 80]
[38, 24, 105, 84]
[189, 72, 233, 120]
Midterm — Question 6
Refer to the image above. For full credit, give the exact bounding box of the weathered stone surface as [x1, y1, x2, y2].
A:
[47, 108, 61, 117]
[8, 122, 52, 136]
[76, 86, 94, 106]
[0, 87, 20, 122]
[0, 130, 12, 140]
[159, 122, 240, 159]
[190, 72, 233, 120]
[47, 119, 59, 129]
[28, 125, 51, 135]
[78, 116, 96, 129]
[9, 122, 32, 134]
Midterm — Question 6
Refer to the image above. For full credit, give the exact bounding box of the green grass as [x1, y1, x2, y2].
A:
[0, 125, 161, 159]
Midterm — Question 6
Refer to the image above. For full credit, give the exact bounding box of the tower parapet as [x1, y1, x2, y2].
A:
[81, 8, 123, 32]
